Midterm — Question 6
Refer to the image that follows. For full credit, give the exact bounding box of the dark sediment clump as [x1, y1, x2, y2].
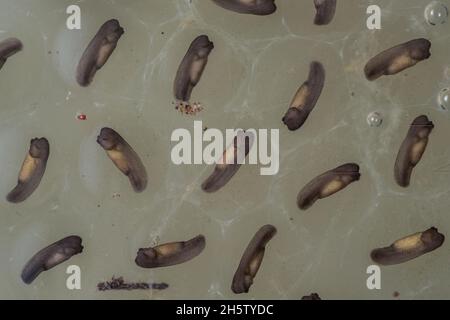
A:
[97, 277, 169, 291]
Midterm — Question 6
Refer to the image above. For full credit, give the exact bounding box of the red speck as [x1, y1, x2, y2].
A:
[77, 114, 87, 120]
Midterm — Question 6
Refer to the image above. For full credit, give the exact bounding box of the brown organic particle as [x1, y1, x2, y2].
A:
[97, 277, 169, 291]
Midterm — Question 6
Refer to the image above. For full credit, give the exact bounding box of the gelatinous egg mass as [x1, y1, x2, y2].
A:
[367, 112, 383, 127]
[424, 1, 449, 25]
[438, 88, 450, 110]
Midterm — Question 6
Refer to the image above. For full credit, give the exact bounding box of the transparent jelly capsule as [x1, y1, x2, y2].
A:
[444, 66, 450, 80]
[425, 1, 449, 26]
[437, 88, 450, 110]
[367, 112, 383, 127]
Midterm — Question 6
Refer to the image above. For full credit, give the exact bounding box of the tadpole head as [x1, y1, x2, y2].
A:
[192, 35, 214, 58]
[409, 39, 431, 60]
[97, 127, 120, 150]
[282, 108, 307, 131]
[29, 138, 49, 159]
[104, 19, 125, 42]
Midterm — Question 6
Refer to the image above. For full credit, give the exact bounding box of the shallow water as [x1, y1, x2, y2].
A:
[0, 0, 449, 299]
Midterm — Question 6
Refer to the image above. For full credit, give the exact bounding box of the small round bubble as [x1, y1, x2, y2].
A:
[367, 112, 383, 127]
[437, 88, 450, 110]
[425, 1, 448, 25]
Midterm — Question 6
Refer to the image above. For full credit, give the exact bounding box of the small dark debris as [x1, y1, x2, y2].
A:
[393, 291, 400, 298]
[97, 276, 169, 291]
[301, 293, 321, 300]
[176, 102, 203, 115]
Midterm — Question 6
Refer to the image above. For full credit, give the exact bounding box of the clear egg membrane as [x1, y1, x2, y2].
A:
[0, 0, 450, 300]
[425, 1, 449, 26]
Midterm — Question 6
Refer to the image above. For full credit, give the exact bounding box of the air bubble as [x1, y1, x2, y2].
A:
[425, 1, 448, 26]
[437, 88, 450, 110]
[367, 112, 383, 127]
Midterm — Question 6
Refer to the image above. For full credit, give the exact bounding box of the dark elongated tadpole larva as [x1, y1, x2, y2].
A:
[314, 0, 337, 25]
[7, 138, 49, 203]
[364, 38, 431, 81]
[282, 61, 325, 131]
[76, 19, 124, 87]
[232, 225, 276, 294]
[211, 0, 277, 15]
[297, 163, 360, 210]
[371, 227, 444, 266]
[394, 115, 433, 188]
[135, 235, 206, 268]
[21, 236, 83, 284]
[97, 127, 148, 193]
[0, 38, 22, 70]
[174, 35, 214, 106]
[202, 131, 254, 193]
